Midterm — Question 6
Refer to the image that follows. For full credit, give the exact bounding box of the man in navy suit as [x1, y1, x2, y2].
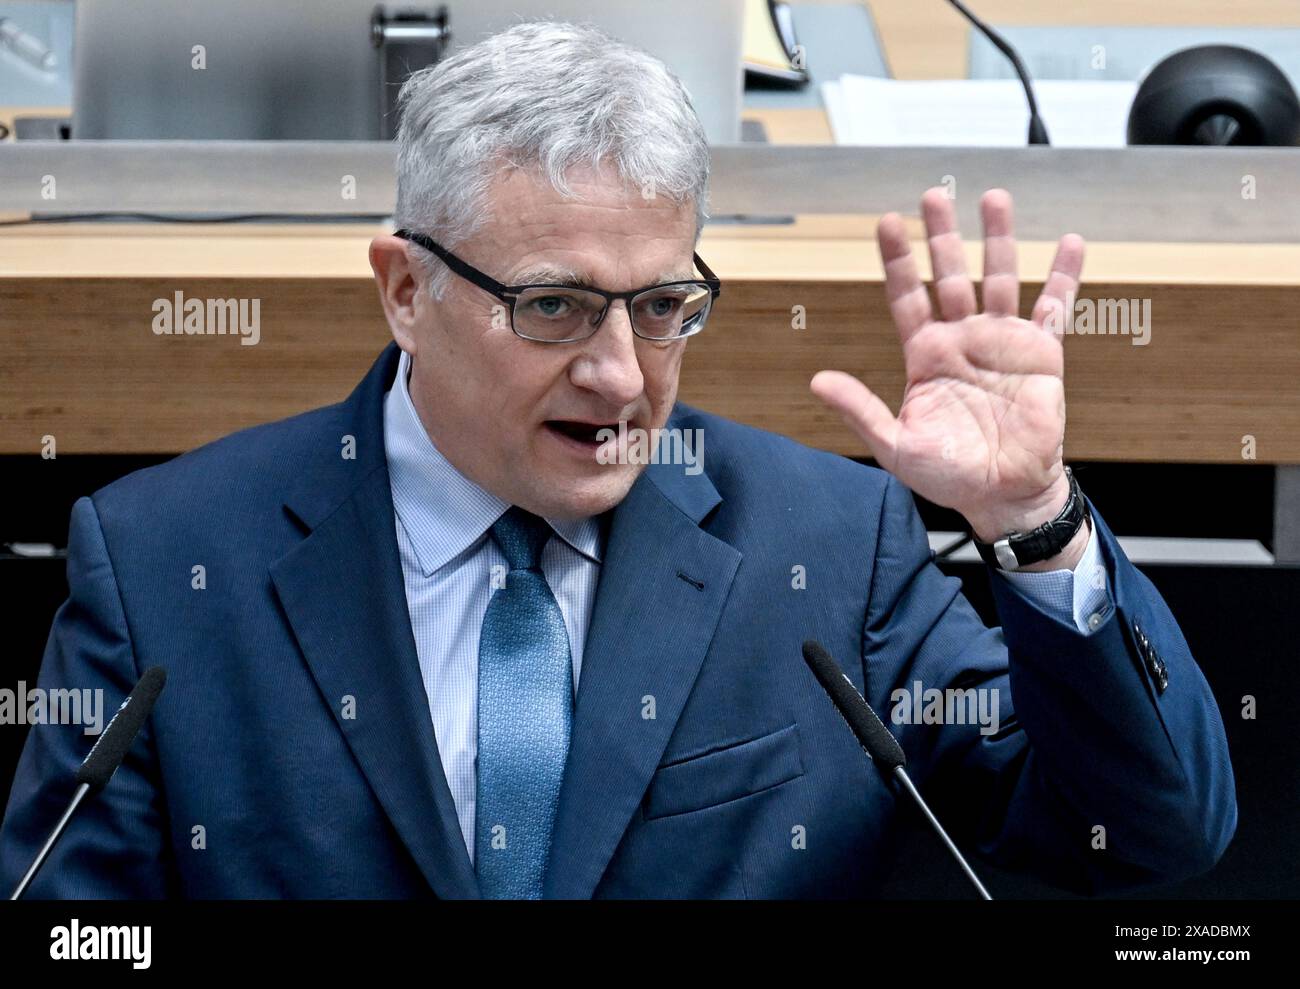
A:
[1, 22, 1234, 898]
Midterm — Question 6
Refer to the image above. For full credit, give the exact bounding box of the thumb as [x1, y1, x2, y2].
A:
[810, 370, 900, 468]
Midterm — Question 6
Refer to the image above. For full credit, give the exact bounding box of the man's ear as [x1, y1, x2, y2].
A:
[369, 235, 425, 352]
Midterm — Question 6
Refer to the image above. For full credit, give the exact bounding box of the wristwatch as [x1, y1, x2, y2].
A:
[973, 467, 1089, 571]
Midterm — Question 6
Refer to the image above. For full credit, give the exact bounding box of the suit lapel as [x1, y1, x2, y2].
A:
[265, 343, 739, 900]
[269, 343, 480, 899]
[543, 458, 742, 899]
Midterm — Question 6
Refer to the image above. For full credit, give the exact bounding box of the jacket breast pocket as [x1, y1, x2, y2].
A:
[643, 723, 805, 820]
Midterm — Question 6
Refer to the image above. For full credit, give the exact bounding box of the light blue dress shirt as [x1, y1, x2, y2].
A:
[382, 349, 1110, 861]
[384, 350, 603, 862]
[998, 515, 1111, 634]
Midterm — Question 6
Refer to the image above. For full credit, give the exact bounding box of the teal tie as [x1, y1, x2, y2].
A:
[475, 506, 573, 898]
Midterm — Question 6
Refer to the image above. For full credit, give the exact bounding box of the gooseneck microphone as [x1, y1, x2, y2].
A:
[8, 666, 167, 900]
[800, 640, 992, 900]
[945, 0, 1050, 146]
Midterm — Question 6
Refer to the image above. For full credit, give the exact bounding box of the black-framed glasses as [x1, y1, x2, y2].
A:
[394, 228, 722, 344]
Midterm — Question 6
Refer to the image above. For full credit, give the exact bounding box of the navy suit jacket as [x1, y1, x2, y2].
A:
[1, 342, 1236, 898]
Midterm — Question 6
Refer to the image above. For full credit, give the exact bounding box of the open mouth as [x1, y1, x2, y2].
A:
[544, 419, 621, 448]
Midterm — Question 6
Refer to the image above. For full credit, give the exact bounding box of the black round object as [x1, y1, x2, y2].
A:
[1126, 44, 1300, 146]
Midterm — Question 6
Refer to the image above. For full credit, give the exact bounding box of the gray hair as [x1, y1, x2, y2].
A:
[393, 20, 712, 299]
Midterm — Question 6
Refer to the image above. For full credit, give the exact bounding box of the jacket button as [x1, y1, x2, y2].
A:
[1147, 652, 1169, 694]
[1136, 623, 1151, 653]
[1149, 655, 1170, 696]
[1133, 620, 1168, 693]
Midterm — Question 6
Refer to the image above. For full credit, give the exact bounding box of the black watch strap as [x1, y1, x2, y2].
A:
[973, 467, 1089, 571]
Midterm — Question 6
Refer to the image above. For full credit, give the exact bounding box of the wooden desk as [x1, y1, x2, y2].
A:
[3, 217, 1299, 465]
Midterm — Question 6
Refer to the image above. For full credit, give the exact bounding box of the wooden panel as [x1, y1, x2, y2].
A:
[683, 276, 1300, 464]
[0, 277, 389, 454]
[3, 268, 1298, 463]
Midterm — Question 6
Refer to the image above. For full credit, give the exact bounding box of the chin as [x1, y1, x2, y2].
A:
[537, 465, 643, 521]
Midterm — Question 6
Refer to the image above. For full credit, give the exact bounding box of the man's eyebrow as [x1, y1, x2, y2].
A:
[507, 264, 696, 288]
[509, 264, 586, 287]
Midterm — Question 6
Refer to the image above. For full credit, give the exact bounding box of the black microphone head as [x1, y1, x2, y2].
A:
[801, 640, 906, 771]
[75, 666, 167, 793]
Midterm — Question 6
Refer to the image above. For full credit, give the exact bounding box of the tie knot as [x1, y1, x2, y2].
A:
[490, 506, 553, 571]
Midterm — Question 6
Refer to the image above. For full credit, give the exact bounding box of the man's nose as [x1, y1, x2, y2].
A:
[571, 300, 645, 406]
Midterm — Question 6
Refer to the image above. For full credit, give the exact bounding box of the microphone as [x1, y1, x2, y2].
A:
[945, 0, 1050, 145]
[8, 666, 167, 900]
[800, 640, 992, 900]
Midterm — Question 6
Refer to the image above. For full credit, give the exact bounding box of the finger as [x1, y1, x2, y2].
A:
[921, 187, 977, 323]
[980, 188, 1019, 317]
[876, 211, 933, 343]
[1031, 233, 1086, 335]
[810, 370, 901, 469]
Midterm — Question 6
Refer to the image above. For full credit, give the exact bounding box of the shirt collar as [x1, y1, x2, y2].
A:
[383, 348, 603, 577]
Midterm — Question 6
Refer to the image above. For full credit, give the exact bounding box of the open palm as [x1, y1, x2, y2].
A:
[811, 188, 1085, 541]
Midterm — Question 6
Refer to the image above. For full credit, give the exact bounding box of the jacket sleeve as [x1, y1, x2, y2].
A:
[0, 496, 175, 898]
[860, 475, 1237, 895]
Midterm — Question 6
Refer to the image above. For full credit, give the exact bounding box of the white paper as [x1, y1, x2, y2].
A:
[820, 76, 1139, 147]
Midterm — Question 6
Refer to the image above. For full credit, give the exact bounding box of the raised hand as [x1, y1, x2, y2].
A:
[810, 188, 1086, 563]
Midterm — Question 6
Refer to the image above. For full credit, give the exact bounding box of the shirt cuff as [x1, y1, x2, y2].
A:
[995, 521, 1112, 635]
